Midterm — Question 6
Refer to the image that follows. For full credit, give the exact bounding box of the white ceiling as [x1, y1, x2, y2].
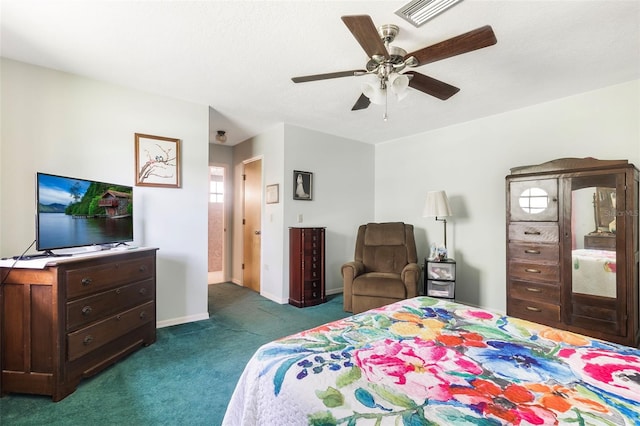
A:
[1, 1, 639, 146]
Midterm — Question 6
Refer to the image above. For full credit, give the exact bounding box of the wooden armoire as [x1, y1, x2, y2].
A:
[506, 158, 639, 347]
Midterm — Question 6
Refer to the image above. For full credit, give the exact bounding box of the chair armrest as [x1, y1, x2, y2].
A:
[342, 261, 364, 312]
[341, 261, 365, 279]
[401, 263, 421, 298]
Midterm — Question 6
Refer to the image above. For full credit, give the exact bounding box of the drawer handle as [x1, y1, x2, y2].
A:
[83, 335, 94, 345]
[116, 314, 122, 320]
[526, 287, 542, 293]
[526, 306, 542, 312]
[312, 292, 317, 298]
[139, 288, 147, 295]
[312, 282, 317, 288]
[524, 249, 541, 254]
[81, 277, 92, 286]
[81, 306, 93, 316]
[524, 231, 541, 235]
[139, 265, 147, 272]
[139, 311, 147, 320]
[115, 288, 122, 295]
[525, 268, 541, 273]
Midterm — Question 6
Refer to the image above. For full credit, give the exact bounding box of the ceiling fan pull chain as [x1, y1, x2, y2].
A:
[383, 88, 388, 121]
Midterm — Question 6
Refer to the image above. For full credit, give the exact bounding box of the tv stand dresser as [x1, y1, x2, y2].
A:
[0, 247, 157, 401]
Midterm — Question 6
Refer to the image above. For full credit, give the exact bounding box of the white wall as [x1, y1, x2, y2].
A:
[0, 59, 210, 327]
[283, 124, 375, 296]
[375, 80, 640, 312]
[230, 124, 374, 303]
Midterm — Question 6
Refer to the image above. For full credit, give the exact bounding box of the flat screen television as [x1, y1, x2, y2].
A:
[35, 172, 133, 255]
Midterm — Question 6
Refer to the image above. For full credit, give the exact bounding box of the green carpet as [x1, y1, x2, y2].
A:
[0, 283, 349, 425]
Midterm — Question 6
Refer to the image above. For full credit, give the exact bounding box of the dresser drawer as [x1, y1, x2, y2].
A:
[508, 298, 561, 324]
[303, 260, 322, 280]
[509, 223, 559, 244]
[509, 260, 559, 282]
[67, 300, 155, 361]
[66, 279, 155, 331]
[304, 280, 322, 299]
[509, 280, 560, 304]
[66, 256, 155, 299]
[508, 242, 559, 262]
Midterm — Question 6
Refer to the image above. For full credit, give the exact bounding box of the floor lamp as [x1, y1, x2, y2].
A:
[423, 190, 453, 255]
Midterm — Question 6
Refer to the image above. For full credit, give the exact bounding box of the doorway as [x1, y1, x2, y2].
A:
[243, 158, 262, 292]
[208, 165, 225, 284]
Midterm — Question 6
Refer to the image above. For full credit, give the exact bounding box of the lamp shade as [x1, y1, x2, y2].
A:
[388, 73, 409, 100]
[423, 190, 452, 217]
[362, 82, 386, 105]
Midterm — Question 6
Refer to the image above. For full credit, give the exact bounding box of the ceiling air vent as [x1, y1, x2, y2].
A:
[395, 0, 464, 27]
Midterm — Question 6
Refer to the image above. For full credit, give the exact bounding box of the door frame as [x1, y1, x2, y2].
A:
[208, 163, 228, 283]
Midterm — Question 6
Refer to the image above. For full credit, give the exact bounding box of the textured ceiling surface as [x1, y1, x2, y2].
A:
[1, 1, 639, 145]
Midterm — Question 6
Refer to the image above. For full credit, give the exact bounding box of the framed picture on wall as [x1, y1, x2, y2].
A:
[266, 184, 279, 204]
[135, 133, 181, 188]
[293, 170, 313, 201]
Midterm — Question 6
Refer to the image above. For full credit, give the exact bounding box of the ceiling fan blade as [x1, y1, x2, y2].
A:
[406, 71, 460, 100]
[341, 15, 389, 59]
[291, 69, 366, 83]
[351, 93, 371, 111]
[406, 25, 497, 66]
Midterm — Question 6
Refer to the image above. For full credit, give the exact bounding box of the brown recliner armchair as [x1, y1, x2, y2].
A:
[342, 222, 420, 314]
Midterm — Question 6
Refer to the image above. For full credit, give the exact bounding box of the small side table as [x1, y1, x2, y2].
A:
[425, 258, 456, 299]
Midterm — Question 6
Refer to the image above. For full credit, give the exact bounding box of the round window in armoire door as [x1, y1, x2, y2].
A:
[509, 178, 558, 222]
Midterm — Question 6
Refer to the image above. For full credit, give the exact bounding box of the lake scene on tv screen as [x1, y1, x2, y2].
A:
[37, 174, 133, 251]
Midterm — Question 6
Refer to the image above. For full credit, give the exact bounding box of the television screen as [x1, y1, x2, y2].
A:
[36, 172, 133, 253]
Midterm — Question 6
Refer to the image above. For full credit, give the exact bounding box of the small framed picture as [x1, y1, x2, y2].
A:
[293, 170, 313, 201]
[266, 184, 279, 204]
[135, 133, 181, 188]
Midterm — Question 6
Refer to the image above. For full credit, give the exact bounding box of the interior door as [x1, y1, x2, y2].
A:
[243, 159, 262, 292]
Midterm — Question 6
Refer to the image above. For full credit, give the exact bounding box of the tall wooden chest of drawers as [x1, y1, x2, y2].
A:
[0, 248, 157, 401]
[506, 158, 639, 347]
[289, 227, 326, 307]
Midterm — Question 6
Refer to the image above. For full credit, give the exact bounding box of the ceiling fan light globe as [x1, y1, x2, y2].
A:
[389, 73, 410, 99]
[362, 82, 386, 105]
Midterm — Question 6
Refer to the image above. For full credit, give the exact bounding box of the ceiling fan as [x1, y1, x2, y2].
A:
[291, 15, 497, 112]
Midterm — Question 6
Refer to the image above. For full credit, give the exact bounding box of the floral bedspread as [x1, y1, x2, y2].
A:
[222, 297, 640, 425]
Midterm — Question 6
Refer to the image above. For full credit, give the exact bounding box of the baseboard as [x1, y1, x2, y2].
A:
[260, 289, 288, 304]
[326, 288, 343, 296]
[156, 312, 210, 329]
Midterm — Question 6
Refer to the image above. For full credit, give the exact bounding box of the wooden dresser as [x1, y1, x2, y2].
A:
[289, 227, 326, 307]
[0, 248, 157, 401]
[506, 158, 639, 347]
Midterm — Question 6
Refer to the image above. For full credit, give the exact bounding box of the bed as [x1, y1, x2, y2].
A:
[222, 297, 640, 425]
[572, 249, 617, 298]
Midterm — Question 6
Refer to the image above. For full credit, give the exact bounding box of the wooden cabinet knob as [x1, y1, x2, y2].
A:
[81, 277, 92, 286]
[81, 306, 92, 316]
[139, 311, 147, 320]
[83, 335, 94, 345]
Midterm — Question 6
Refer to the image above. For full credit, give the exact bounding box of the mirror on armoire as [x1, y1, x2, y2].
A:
[570, 174, 618, 300]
